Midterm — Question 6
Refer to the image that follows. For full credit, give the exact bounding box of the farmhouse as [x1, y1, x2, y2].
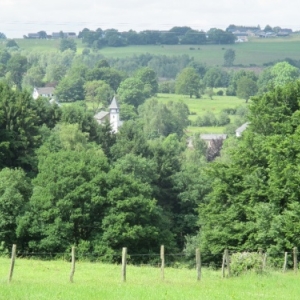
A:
[94, 96, 123, 133]
[32, 87, 55, 100]
[200, 134, 227, 147]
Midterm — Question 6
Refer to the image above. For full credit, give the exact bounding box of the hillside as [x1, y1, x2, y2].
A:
[1, 35, 300, 67]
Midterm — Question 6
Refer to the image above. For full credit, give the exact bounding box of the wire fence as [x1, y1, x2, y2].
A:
[0, 245, 299, 284]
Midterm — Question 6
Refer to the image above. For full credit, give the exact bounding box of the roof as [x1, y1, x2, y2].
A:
[200, 134, 227, 140]
[109, 96, 119, 110]
[236, 122, 249, 135]
[94, 111, 109, 120]
[35, 87, 55, 94]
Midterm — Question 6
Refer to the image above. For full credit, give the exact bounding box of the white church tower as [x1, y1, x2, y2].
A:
[109, 96, 121, 133]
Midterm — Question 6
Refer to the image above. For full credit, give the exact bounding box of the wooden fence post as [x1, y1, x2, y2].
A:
[283, 252, 288, 273]
[8, 244, 17, 283]
[222, 250, 226, 278]
[262, 253, 267, 270]
[293, 247, 298, 273]
[222, 249, 230, 278]
[122, 247, 127, 282]
[196, 248, 201, 281]
[70, 246, 75, 283]
[160, 245, 165, 280]
[225, 249, 230, 277]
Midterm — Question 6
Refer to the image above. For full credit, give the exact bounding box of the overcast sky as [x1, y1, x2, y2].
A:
[0, 0, 298, 38]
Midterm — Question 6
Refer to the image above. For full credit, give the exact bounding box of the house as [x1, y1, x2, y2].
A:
[28, 33, 40, 39]
[94, 97, 123, 133]
[32, 87, 55, 100]
[51, 32, 77, 39]
[200, 134, 227, 147]
[235, 122, 249, 137]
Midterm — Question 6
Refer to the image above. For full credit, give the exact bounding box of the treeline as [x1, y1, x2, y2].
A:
[78, 27, 235, 48]
[0, 81, 210, 260]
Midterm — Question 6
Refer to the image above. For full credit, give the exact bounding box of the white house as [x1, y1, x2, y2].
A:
[94, 97, 123, 133]
[32, 87, 55, 100]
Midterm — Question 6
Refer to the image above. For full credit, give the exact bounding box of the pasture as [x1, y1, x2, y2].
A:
[155, 93, 247, 134]
[1, 34, 300, 66]
[0, 257, 299, 300]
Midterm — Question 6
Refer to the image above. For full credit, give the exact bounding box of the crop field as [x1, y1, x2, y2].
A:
[1, 35, 300, 66]
[0, 257, 299, 300]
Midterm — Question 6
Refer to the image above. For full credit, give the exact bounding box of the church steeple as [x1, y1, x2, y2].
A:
[109, 96, 120, 132]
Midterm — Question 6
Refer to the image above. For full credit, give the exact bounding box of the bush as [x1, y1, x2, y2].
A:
[222, 107, 236, 115]
[216, 90, 224, 96]
[217, 112, 230, 126]
[230, 252, 263, 276]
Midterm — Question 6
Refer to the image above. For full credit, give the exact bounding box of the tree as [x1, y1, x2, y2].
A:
[223, 49, 235, 67]
[22, 65, 45, 88]
[84, 80, 114, 112]
[0, 49, 11, 65]
[7, 54, 28, 89]
[270, 62, 299, 87]
[138, 98, 189, 138]
[6, 39, 18, 48]
[175, 67, 200, 98]
[38, 31, 47, 39]
[257, 62, 299, 93]
[135, 67, 158, 97]
[55, 75, 85, 102]
[117, 77, 146, 108]
[236, 77, 258, 102]
[59, 39, 77, 52]
[0, 83, 40, 171]
[227, 70, 258, 96]
[203, 67, 229, 88]
[0, 32, 6, 39]
[181, 30, 206, 45]
[199, 81, 300, 260]
[87, 67, 125, 91]
[0, 168, 31, 249]
[207, 28, 235, 44]
[17, 130, 109, 252]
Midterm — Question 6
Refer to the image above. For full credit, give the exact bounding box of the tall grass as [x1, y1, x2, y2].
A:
[0, 257, 300, 300]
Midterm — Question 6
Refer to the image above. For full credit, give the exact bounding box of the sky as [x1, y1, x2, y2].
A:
[0, 0, 299, 38]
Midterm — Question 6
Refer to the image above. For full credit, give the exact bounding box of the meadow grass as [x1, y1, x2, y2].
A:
[156, 93, 247, 134]
[0, 257, 300, 300]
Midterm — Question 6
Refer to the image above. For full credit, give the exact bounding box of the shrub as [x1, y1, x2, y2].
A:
[230, 252, 263, 276]
[217, 112, 230, 126]
[216, 90, 224, 96]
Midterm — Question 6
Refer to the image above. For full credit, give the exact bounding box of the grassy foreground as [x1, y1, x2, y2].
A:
[0, 258, 300, 300]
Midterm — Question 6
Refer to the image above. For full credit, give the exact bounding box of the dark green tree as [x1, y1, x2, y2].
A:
[175, 67, 201, 98]
[0, 168, 31, 249]
[236, 77, 258, 103]
[223, 49, 235, 67]
[59, 39, 77, 52]
[117, 77, 146, 107]
[7, 54, 28, 89]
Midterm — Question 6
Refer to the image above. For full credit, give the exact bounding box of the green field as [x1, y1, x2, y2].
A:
[1, 35, 300, 66]
[0, 258, 299, 300]
[155, 93, 247, 134]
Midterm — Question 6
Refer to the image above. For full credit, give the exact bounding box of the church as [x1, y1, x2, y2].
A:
[94, 96, 123, 133]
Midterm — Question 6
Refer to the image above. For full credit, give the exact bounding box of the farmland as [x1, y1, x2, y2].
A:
[1, 35, 300, 67]
[0, 258, 299, 300]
